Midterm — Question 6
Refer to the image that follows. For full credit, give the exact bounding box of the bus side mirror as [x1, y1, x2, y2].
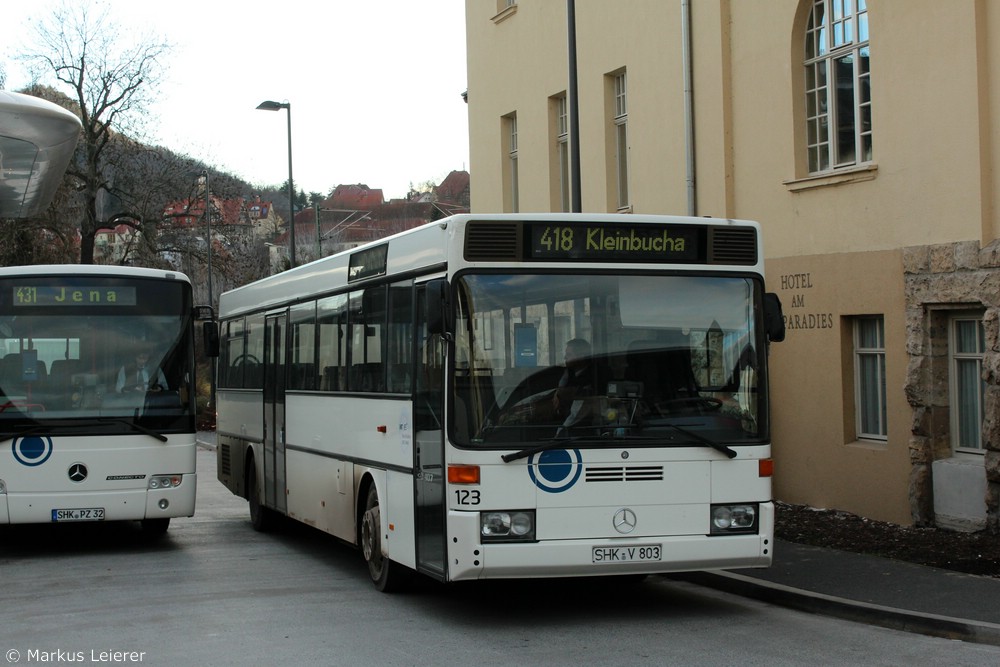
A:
[764, 292, 785, 343]
[203, 321, 220, 357]
[425, 279, 453, 338]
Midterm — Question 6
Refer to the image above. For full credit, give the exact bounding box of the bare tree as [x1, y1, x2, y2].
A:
[19, 2, 170, 264]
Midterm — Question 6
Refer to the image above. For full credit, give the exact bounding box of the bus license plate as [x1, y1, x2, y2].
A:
[52, 508, 106, 522]
[592, 544, 662, 563]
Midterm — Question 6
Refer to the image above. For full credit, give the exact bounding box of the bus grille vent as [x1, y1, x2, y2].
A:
[585, 466, 664, 482]
[709, 227, 758, 265]
[464, 222, 521, 261]
[219, 443, 231, 476]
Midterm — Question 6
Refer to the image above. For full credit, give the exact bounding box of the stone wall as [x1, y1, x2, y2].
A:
[903, 239, 1000, 531]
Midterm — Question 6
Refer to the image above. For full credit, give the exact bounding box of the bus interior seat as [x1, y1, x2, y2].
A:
[0, 352, 48, 395]
[322, 366, 342, 391]
[351, 362, 385, 392]
[49, 358, 81, 384]
[288, 362, 317, 390]
[625, 341, 699, 400]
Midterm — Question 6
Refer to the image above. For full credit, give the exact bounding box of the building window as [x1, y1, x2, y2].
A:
[492, 0, 517, 23]
[503, 113, 519, 213]
[555, 94, 570, 212]
[804, 0, 871, 173]
[612, 71, 630, 210]
[854, 315, 886, 440]
[950, 314, 985, 452]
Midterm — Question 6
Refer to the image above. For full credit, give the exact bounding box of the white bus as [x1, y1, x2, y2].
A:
[0, 265, 213, 535]
[216, 213, 785, 590]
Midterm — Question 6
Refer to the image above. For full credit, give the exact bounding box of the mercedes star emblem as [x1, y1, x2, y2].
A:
[68, 463, 88, 483]
[613, 508, 637, 534]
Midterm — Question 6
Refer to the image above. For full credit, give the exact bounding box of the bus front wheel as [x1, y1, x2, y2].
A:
[360, 484, 408, 592]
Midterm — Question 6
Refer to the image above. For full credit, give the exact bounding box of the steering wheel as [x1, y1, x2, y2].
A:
[232, 354, 260, 369]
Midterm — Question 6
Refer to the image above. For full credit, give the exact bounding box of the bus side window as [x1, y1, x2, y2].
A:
[348, 286, 387, 393]
[415, 285, 445, 430]
[318, 294, 348, 392]
[387, 280, 414, 393]
[244, 313, 265, 389]
[289, 301, 317, 390]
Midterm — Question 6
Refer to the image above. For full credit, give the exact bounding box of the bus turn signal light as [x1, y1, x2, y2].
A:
[759, 459, 774, 477]
[448, 464, 480, 484]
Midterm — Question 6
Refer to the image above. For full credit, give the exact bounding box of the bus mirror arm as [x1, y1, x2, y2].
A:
[425, 279, 454, 338]
[764, 293, 785, 343]
[203, 321, 220, 357]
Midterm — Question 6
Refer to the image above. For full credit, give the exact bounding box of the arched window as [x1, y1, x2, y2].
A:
[804, 0, 871, 173]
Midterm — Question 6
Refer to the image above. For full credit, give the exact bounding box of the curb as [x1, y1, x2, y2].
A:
[673, 571, 1000, 647]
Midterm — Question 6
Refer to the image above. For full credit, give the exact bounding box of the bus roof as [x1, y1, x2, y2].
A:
[0, 264, 192, 284]
[219, 213, 761, 320]
[0, 91, 82, 219]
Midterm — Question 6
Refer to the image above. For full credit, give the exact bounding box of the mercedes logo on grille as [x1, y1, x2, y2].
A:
[68, 463, 88, 483]
[613, 508, 637, 534]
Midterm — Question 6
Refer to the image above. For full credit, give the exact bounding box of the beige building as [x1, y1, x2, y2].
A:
[465, 0, 1000, 530]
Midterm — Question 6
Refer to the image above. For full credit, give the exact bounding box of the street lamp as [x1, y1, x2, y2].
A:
[314, 206, 322, 259]
[256, 100, 296, 268]
[201, 171, 213, 309]
[201, 170, 216, 411]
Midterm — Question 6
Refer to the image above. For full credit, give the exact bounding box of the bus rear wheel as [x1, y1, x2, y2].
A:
[248, 462, 273, 532]
[140, 518, 170, 536]
[361, 484, 408, 592]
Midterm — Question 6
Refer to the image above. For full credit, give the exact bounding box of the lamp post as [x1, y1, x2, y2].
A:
[202, 171, 213, 309]
[256, 100, 296, 268]
[314, 206, 322, 259]
[200, 170, 216, 411]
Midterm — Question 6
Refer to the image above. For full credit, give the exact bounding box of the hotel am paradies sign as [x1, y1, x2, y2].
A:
[780, 272, 833, 332]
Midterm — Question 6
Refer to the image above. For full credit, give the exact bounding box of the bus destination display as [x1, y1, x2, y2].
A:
[527, 222, 703, 262]
[12, 285, 138, 306]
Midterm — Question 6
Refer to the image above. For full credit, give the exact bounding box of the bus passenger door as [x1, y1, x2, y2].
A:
[414, 287, 446, 578]
[264, 312, 288, 515]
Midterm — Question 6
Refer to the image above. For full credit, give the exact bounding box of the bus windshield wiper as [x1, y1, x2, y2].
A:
[0, 423, 47, 445]
[2, 418, 168, 443]
[0, 418, 166, 444]
[662, 423, 737, 459]
[111, 419, 169, 442]
[501, 437, 581, 463]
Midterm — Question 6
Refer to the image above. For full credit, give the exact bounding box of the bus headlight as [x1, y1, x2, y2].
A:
[710, 503, 758, 534]
[148, 475, 182, 490]
[481, 510, 535, 542]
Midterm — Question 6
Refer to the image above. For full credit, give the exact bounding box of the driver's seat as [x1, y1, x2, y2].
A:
[626, 341, 698, 401]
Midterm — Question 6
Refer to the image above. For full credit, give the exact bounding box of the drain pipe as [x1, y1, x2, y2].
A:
[681, 0, 696, 216]
[568, 0, 582, 213]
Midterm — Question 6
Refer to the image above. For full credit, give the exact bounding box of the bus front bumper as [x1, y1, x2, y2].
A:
[1, 474, 196, 525]
[446, 505, 773, 581]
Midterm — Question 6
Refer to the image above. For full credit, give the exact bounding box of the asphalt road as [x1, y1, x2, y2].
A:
[1, 446, 998, 666]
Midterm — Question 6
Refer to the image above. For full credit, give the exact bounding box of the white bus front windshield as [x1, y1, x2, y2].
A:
[0, 280, 195, 434]
[452, 273, 767, 448]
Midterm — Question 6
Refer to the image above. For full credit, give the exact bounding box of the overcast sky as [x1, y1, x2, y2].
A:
[1, 0, 470, 200]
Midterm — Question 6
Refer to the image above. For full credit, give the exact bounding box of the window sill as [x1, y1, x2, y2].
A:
[491, 5, 517, 24]
[784, 163, 878, 192]
[847, 438, 887, 450]
[951, 449, 986, 458]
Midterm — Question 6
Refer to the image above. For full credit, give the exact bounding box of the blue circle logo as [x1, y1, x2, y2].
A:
[12, 436, 53, 467]
[528, 448, 583, 493]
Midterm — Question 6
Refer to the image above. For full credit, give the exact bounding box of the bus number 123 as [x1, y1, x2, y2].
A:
[454, 489, 481, 506]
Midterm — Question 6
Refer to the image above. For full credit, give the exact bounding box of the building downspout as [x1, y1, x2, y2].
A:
[682, 0, 696, 216]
